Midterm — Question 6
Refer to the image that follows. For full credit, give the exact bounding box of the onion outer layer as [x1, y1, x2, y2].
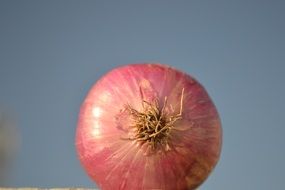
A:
[76, 63, 222, 190]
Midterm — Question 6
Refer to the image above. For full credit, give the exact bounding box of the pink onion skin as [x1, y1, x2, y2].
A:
[76, 63, 222, 190]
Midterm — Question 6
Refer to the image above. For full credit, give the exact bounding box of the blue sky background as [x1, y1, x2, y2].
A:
[0, 0, 284, 189]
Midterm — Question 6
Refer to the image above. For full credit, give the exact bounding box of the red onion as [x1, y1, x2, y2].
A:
[76, 63, 222, 190]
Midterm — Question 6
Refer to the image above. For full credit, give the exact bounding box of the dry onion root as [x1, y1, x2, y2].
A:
[123, 88, 185, 152]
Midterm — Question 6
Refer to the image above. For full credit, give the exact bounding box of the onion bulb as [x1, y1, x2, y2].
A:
[76, 63, 222, 190]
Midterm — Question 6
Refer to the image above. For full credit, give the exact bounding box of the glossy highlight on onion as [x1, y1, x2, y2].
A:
[76, 63, 222, 190]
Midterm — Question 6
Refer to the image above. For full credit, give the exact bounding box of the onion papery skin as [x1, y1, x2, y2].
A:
[76, 63, 222, 190]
